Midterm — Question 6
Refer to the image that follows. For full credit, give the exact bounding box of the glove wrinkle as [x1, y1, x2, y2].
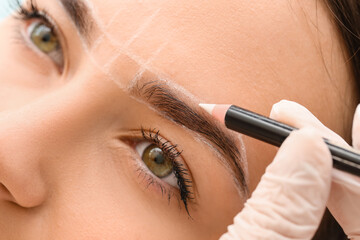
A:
[220, 128, 332, 240]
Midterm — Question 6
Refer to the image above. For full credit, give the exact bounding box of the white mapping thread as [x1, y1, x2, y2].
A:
[90, 8, 124, 53]
[56, 0, 165, 89]
[103, 8, 161, 72]
[126, 42, 168, 91]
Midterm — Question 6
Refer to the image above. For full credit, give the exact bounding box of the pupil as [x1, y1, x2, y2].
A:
[154, 154, 165, 164]
[142, 144, 173, 178]
[42, 33, 51, 42]
[150, 148, 165, 164]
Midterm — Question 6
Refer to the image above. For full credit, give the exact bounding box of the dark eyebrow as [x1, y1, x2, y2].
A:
[131, 81, 248, 193]
[58, 0, 93, 43]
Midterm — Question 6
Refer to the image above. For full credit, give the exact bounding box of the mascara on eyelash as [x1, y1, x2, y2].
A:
[140, 127, 193, 215]
[13, 0, 47, 22]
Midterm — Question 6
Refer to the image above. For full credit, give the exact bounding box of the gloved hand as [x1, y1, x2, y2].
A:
[219, 125, 333, 238]
[268, 100, 360, 239]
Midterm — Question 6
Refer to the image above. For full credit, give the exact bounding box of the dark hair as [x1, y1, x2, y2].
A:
[313, 1, 360, 239]
[326, 0, 360, 84]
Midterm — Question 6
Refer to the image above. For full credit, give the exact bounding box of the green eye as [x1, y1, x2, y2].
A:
[30, 23, 59, 53]
[142, 144, 173, 178]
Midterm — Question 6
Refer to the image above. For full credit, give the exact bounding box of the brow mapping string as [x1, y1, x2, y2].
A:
[126, 43, 169, 90]
[54, 0, 209, 105]
[90, 8, 123, 53]
[102, 9, 161, 72]
[87, 14, 166, 83]
[55, 0, 161, 89]
[55, 0, 165, 84]
[237, 135, 248, 184]
[80, 0, 163, 71]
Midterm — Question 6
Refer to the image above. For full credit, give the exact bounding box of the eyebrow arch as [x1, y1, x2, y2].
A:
[58, 0, 93, 43]
[131, 81, 248, 193]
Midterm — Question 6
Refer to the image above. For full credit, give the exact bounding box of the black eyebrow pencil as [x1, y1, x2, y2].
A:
[199, 103, 360, 177]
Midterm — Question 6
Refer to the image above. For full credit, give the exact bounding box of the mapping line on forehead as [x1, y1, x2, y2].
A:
[90, 9, 122, 53]
[102, 9, 161, 71]
[126, 43, 168, 90]
[123, 8, 161, 47]
[72, 0, 163, 78]
[54, 0, 159, 83]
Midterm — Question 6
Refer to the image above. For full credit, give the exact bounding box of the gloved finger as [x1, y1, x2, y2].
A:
[220, 127, 332, 240]
[269, 100, 348, 147]
[352, 104, 360, 150]
[328, 169, 360, 239]
[326, 104, 360, 239]
[270, 100, 360, 238]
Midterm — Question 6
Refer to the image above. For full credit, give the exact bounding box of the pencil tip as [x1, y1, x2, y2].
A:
[199, 103, 216, 115]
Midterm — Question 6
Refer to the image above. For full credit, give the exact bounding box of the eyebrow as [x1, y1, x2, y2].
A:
[132, 81, 248, 193]
[58, 0, 93, 43]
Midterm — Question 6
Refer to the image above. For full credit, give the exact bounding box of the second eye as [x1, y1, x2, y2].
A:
[29, 21, 59, 53]
[23, 20, 64, 69]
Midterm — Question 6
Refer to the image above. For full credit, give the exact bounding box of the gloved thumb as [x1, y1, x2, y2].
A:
[220, 128, 332, 240]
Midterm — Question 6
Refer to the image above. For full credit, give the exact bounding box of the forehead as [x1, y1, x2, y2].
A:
[68, 0, 336, 107]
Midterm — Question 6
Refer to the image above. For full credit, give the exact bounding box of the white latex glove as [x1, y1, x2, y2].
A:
[269, 100, 360, 239]
[220, 127, 333, 240]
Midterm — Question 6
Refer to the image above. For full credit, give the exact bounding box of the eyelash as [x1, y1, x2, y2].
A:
[140, 128, 193, 215]
[13, 0, 49, 22]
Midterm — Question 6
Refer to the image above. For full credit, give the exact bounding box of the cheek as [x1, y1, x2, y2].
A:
[44, 143, 202, 240]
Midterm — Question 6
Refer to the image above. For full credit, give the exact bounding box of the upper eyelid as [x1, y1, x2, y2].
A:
[16, 3, 69, 68]
[119, 129, 183, 156]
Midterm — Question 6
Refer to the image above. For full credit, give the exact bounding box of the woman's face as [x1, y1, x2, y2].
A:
[0, 0, 358, 239]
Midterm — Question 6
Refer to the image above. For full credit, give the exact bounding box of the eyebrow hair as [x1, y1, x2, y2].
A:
[132, 81, 248, 193]
[58, 0, 93, 43]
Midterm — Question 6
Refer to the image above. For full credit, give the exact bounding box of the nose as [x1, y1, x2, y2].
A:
[0, 69, 121, 208]
[0, 109, 49, 208]
[0, 81, 97, 208]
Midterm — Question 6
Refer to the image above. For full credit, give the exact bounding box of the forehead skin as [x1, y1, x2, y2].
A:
[85, 0, 358, 187]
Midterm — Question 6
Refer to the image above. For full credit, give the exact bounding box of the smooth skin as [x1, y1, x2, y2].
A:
[0, 0, 358, 239]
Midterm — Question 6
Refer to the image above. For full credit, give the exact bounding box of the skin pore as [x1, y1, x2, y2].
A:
[0, 0, 358, 239]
